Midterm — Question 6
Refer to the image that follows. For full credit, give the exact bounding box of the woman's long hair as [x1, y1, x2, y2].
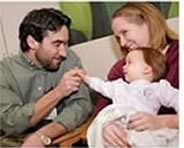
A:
[112, 2, 178, 51]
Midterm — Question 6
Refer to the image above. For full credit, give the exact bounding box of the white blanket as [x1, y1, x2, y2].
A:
[87, 104, 178, 148]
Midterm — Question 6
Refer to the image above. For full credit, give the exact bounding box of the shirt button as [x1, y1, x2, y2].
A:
[38, 86, 42, 91]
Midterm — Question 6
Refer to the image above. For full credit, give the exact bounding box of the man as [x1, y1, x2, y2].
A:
[0, 8, 93, 147]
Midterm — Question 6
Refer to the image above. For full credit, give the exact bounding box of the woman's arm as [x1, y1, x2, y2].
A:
[102, 113, 178, 147]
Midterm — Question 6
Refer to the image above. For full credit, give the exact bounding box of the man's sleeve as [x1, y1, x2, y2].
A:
[0, 62, 34, 135]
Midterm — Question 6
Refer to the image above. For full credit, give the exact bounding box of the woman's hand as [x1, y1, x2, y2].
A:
[103, 122, 130, 148]
[128, 112, 178, 131]
[128, 112, 161, 131]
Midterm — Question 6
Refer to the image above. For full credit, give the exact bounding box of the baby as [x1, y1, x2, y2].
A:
[77, 47, 178, 147]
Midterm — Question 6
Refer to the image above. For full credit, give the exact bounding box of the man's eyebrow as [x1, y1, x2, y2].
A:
[52, 40, 64, 44]
[52, 39, 69, 44]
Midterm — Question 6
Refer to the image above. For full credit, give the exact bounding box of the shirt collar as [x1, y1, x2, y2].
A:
[19, 50, 42, 70]
[129, 79, 151, 87]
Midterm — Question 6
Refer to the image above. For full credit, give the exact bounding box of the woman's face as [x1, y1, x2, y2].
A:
[112, 16, 150, 52]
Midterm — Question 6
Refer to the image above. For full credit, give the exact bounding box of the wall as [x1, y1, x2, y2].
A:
[0, 2, 179, 59]
[0, 2, 59, 58]
[0, 2, 179, 79]
[60, 2, 179, 45]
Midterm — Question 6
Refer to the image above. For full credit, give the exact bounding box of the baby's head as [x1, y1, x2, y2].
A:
[123, 47, 166, 82]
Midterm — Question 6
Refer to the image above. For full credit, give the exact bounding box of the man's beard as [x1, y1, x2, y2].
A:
[43, 59, 61, 71]
[36, 53, 61, 71]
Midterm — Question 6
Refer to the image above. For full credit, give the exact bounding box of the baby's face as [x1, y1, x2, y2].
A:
[123, 50, 150, 82]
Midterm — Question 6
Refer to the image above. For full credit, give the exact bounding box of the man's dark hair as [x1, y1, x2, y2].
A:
[19, 8, 71, 52]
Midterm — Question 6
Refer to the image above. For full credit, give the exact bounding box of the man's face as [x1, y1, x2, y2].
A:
[35, 26, 69, 70]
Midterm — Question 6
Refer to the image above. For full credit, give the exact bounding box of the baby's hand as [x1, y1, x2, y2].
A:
[73, 67, 89, 84]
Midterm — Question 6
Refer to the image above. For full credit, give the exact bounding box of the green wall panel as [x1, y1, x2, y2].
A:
[60, 2, 92, 40]
[59, 1, 179, 45]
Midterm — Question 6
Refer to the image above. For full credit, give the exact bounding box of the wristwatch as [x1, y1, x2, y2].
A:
[36, 131, 52, 146]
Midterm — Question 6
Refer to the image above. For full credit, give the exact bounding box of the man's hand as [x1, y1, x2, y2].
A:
[74, 67, 89, 84]
[56, 67, 82, 98]
[128, 112, 164, 131]
[103, 122, 130, 148]
[21, 134, 45, 148]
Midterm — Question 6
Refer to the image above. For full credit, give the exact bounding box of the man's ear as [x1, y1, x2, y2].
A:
[26, 35, 39, 51]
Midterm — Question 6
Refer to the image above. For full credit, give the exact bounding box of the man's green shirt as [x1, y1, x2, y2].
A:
[0, 49, 93, 135]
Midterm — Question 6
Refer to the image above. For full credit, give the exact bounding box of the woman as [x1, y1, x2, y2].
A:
[103, 2, 179, 147]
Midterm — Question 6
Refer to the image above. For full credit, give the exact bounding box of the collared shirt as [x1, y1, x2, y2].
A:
[0, 49, 93, 135]
[89, 77, 178, 115]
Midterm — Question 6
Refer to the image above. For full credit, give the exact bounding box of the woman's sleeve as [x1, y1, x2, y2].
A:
[158, 40, 179, 114]
[165, 40, 179, 88]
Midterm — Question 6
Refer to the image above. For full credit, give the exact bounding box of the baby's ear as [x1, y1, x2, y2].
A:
[144, 65, 152, 74]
